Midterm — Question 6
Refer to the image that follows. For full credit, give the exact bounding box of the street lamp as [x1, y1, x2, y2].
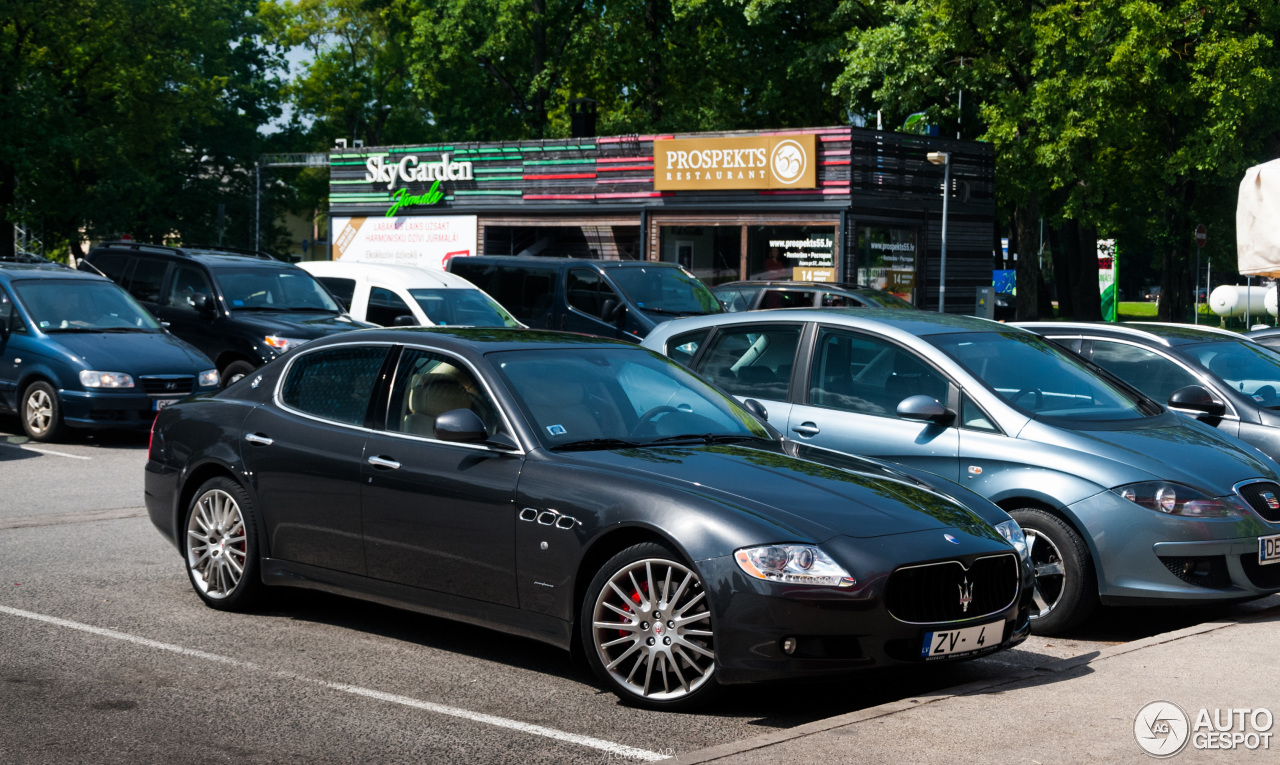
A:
[927, 151, 951, 313]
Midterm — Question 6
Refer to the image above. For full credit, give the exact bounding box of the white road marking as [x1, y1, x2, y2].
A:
[12, 444, 92, 460]
[0, 605, 670, 762]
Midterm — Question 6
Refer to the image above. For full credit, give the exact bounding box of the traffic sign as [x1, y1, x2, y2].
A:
[1195, 224, 1207, 248]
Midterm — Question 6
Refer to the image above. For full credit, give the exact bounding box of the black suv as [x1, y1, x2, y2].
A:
[79, 243, 372, 385]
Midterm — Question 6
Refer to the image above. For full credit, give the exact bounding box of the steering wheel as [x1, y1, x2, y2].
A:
[1011, 387, 1044, 409]
[632, 405, 681, 436]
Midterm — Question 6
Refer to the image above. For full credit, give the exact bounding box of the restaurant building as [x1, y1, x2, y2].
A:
[327, 126, 996, 312]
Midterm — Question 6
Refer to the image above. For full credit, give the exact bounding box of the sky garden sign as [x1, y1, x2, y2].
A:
[364, 153, 475, 217]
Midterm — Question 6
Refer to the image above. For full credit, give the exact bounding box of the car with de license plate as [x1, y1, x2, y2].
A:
[145, 327, 1033, 710]
[643, 309, 1280, 634]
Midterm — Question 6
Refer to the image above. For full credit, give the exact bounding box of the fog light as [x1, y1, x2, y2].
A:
[781, 637, 797, 655]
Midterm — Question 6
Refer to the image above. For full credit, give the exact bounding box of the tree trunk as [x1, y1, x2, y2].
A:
[1072, 223, 1102, 321]
[1157, 180, 1193, 323]
[1014, 201, 1041, 320]
[1051, 222, 1076, 318]
[0, 163, 14, 260]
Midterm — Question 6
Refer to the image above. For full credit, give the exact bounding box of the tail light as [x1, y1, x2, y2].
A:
[148, 416, 159, 461]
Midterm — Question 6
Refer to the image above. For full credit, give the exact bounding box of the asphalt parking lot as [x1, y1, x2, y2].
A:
[2, 416, 1276, 764]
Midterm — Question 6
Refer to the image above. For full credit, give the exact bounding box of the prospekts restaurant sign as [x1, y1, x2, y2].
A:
[654, 135, 817, 191]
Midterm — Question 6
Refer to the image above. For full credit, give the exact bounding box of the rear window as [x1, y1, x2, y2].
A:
[451, 262, 555, 324]
[281, 346, 387, 425]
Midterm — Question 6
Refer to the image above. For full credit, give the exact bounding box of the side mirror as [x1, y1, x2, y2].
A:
[392, 314, 419, 327]
[897, 395, 955, 424]
[600, 298, 625, 324]
[1168, 385, 1226, 417]
[742, 398, 769, 421]
[191, 294, 216, 315]
[434, 409, 488, 443]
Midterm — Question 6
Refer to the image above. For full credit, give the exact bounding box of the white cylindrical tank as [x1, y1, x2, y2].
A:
[1209, 285, 1272, 317]
[1266, 286, 1278, 317]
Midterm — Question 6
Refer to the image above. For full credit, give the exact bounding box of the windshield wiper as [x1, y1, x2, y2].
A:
[95, 327, 152, 333]
[645, 433, 764, 446]
[549, 437, 645, 452]
[43, 327, 102, 333]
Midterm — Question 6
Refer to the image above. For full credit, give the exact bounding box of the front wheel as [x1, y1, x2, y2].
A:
[1011, 508, 1097, 635]
[21, 381, 65, 442]
[184, 477, 264, 610]
[581, 542, 720, 710]
[221, 360, 257, 388]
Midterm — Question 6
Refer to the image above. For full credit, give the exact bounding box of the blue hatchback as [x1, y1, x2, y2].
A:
[0, 261, 219, 441]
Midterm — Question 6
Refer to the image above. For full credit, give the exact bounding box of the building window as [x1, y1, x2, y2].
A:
[857, 227, 918, 303]
[658, 226, 741, 286]
[746, 225, 835, 282]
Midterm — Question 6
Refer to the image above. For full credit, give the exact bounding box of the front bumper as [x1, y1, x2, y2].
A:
[1067, 490, 1280, 604]
[59, 389, 196, 430]
[701, 530, 1034, 686]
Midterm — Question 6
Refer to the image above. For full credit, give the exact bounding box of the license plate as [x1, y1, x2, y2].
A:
[1261, 534, 1280, 566]
[153, 398, 179, 411]
[921, 621, 1001, 659]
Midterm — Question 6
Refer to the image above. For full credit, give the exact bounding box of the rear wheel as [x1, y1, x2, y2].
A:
[1011, 508, 1096, 635]
[21, 381, 65, 442]
[184, 477, 263, 610]
[581, 542, 720, 710]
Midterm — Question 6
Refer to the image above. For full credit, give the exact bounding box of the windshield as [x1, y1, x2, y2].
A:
[855, 289, 915, 309]
[216, 268, 340, 312]
[410, 288, 519, 328]
[489, 347, 770, 449]
[607, 267, 723, 316]
[929, 331, 1155, 421]
[1185, 340, 1280, 408]
[14, 279, 161, 332]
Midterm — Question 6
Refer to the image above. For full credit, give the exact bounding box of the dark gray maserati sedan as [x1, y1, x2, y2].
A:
[144, 327, 1033, 710]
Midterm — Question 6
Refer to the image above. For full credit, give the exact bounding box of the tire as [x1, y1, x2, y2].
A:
[221, 360, 257, 388]
[183, 477, 264, 611]
[21, 381, 66, 442]
[581, 542, 721, 711]
[1011, 508, 1097, 635]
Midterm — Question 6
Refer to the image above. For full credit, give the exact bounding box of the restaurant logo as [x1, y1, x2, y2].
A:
[655, 134, 817, 191]
[364, 153, 474, 191]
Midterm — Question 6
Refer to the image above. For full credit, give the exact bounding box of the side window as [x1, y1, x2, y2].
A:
[694, 325, 801, 401]
[1091, 340, 1199, 403]
[567, 268, 619, 319]
[319, 277, 356, 311]
[89, 253, 128, 283]
[387, 349, 502, 439]
[822, 292, 859, 308]
[760, 290, 814, 310]
[167, 266, 213, 311]
[809, 328, 949, 417]
[961, 393, 998, 432]
[281, 346, 387, 426]
[715, 289, 748, 312]
[667, 329, 710, 368]
[124, 258, 169, 304]
[0, 287, 25, 333]
[367, 287, 415, 326]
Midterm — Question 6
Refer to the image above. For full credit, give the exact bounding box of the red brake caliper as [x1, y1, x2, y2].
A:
[619, 586, 646, 638]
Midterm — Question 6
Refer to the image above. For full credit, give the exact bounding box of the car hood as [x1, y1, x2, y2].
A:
[1020, 414, 1280, 493]
[49, 331, 213, 374]
[226, 310, 372, 339]
[555, 441, 1002, 541]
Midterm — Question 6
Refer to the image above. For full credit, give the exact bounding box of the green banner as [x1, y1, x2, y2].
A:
[1099, 239, 1118, 322]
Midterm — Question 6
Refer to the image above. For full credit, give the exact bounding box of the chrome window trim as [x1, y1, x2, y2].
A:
[1080, 335, 1240, 421]
[886, 552, 1021, 625]
[272, 340, 398, 435]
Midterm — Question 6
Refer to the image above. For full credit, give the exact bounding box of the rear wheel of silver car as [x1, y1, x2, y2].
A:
[220, 361, 256, 388]
[21, 381, 65, 442]
[1011, 508, 1096, 635]
[184, 477, 263, 611]
[582, 542, 721, 710]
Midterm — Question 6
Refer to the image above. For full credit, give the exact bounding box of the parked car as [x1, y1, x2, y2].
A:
[448, 257, 721, 341]
[1245, 325, 1280, 352]
[0, 260, 219, 441]
[1144, 286, 1162, 302]
[146, 327, 1033, 710]
[993, 292, 1015, 321]
[643, 309, 1280, 633]
[79, 242, 372, 386]
[712, 281, 916, 312]
[1019, 322, 1280, 465]
[298, 260, 521, 328]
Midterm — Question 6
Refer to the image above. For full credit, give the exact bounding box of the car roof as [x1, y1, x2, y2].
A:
[457, 256, 680, 269]
[649, 307, 1008, 340]
[87, 241, 293, 269]
[712, 281, 864, 291]
[0, 262, 110, 284]
[1016, 321, 1244, 347]
[306, 326, 644, 355]
[298, 260, 475, 288]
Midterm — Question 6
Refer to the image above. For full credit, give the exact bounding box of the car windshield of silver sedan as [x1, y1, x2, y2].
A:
[929, 331, 1157, 420]
[409, 288, 519, 327]
[607, 267, 722, 316]
[490, 347, 770, 450]
[1184, 339, 1280, 408]
[216, 268, 341, 312]
[14, 279, 162, 333]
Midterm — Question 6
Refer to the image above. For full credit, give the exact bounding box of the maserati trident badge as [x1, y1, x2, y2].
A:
[958, 577, 974, 613]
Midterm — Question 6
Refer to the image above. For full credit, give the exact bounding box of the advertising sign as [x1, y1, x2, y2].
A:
[331, 215, 478, 270]
[1098, 239, 1118, 322]
[654, 135, 817, 191]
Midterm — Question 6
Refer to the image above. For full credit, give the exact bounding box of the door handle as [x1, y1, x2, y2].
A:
[367, 455, 401, 470]
[791, 422, 820, 437]
[244, 433, 273, 446]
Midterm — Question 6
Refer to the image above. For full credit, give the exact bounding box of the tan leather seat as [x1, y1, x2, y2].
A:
[403, 374, 480, 437]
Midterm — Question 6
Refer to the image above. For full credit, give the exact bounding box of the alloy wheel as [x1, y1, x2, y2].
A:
[590, 558, 715, 702]
[25, 388, 53, 435]
[186, 489, 248, 599]
[1026, 529, 1067, 619]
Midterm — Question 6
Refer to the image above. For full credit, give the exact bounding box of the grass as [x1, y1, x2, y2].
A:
[1116, 301, 1267, 331]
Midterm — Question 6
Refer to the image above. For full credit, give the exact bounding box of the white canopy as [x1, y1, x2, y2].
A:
[1238, 158, 1280, 276]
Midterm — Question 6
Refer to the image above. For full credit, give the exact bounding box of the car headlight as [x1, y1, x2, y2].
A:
[79, 370, 134, 388]
[995, 519, 1029, 561]
[734, 544, 855, 587]
[197, 369, 220, 387]
[1112, 481, 1246, 518]
[263, 335, 307, 354]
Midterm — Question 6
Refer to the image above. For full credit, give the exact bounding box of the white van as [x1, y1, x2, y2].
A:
[299, 261, 522, 328]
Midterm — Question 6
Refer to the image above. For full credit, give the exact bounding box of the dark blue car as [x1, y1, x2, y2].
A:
[0, 260, 219, 441]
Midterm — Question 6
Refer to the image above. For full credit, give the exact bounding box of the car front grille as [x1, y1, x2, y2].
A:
[1240, 555, 1280, 589]
[139, 376, 194, 397]
[884, 553, 1020, 624]
[1236, 481, 1280, 523]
